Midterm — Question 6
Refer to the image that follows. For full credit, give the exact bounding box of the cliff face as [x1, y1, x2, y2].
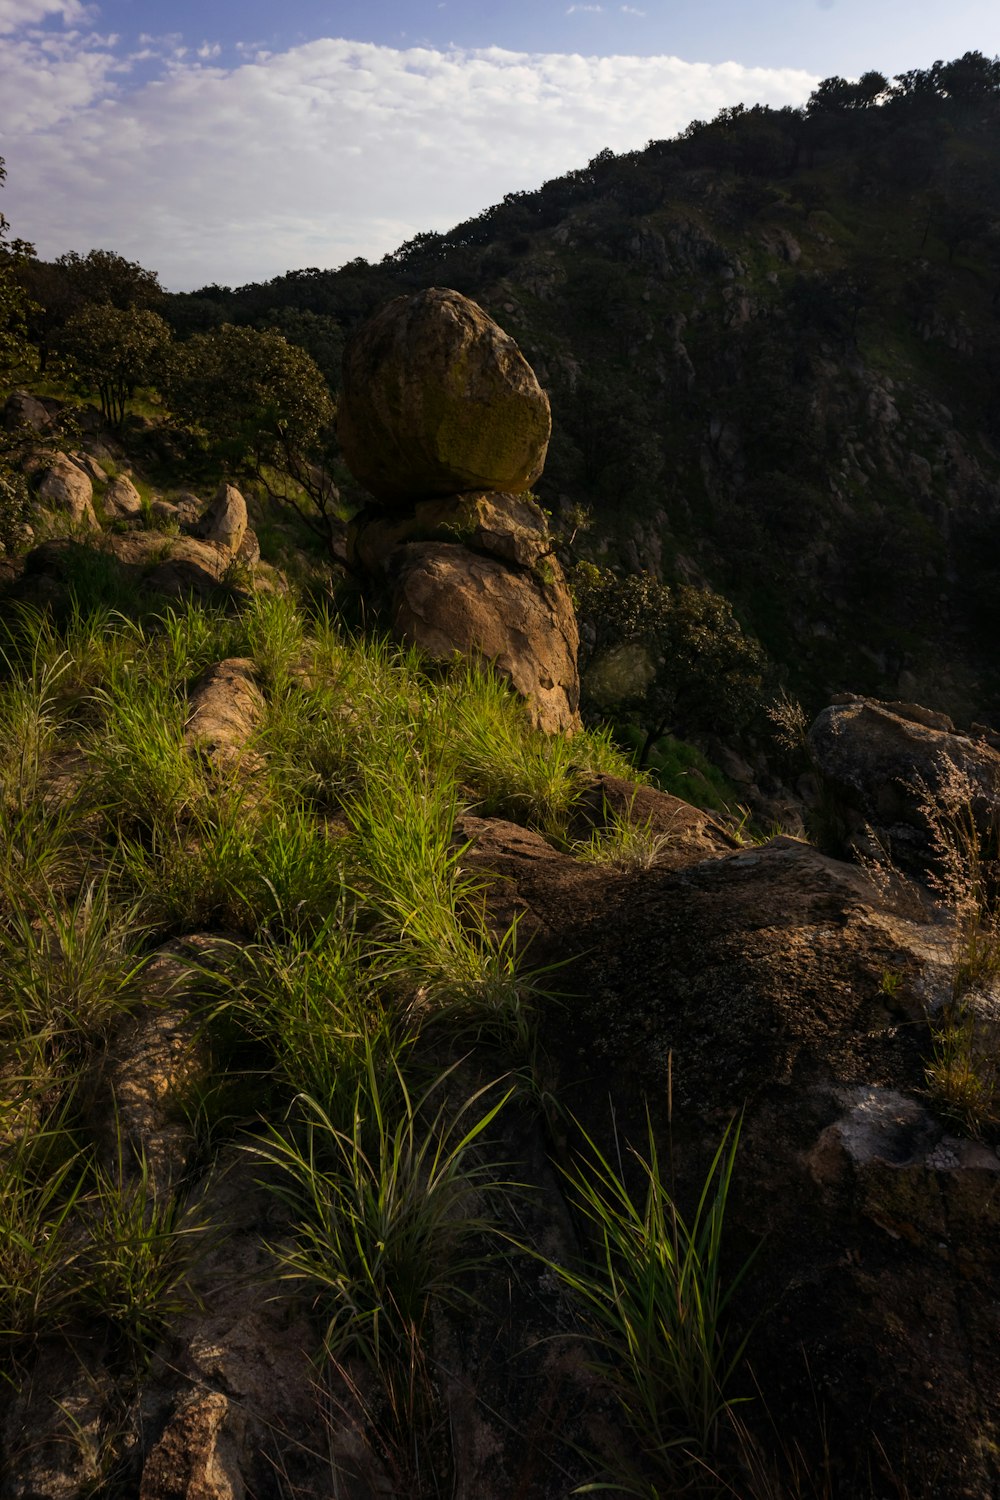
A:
[169, 74, 1000, 723]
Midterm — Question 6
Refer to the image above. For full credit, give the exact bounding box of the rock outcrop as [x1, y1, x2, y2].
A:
[455, 820, 1000, 1498]
[338, 287, 551, 506]
[809, 694, 1000, 870]
[341, 293, 579, 732]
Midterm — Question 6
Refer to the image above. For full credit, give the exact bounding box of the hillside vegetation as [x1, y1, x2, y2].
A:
[2, 55, 1000, 1500]
[154, 51, 1000, 723]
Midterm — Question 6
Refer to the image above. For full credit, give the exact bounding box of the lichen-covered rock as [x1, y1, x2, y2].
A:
[34, 453, 98, 528]
[196, 483, 247, 554]
[140, 1390, 246, 1500]
[389, 540, 580, 734]
[67, 449, 108, 486]
[338, 288, 551, 505]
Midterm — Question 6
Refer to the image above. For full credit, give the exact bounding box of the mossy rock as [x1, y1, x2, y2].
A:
[338, 288, 551, 506]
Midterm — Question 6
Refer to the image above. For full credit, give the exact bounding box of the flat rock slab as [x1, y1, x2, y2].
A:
[457, 823, 1000, 1495]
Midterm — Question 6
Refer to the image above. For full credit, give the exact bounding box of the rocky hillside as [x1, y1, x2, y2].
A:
[1, 281, 1000, 1500]
[160, 53, 1000, 725]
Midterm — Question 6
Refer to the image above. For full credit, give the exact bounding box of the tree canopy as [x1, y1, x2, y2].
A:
[61, 303, 171, 427]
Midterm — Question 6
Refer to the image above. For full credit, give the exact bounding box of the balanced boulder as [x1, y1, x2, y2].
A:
[338, 287, 551, 506]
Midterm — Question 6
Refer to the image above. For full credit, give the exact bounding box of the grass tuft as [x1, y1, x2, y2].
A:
[542, 1097, 750, 1489]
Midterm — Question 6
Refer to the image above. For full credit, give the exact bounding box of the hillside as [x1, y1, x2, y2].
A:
[161, 53, 1000, 726]
[2, 54, 1000, 1500]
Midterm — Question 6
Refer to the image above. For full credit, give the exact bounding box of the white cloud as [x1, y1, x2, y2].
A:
[621, 5, 646, 13]
[0, 0, 87, 33]
[566, 5, 604, 12]
[2, 30, 818, 290]
[0, 27, 120, 131]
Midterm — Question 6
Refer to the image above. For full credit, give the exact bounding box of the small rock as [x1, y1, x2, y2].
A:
[173, 492, 204, 526]
[140, 1390, 246, 1500]
[185, 659, 263, 772]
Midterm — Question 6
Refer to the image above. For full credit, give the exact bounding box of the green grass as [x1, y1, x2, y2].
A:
[0, 1127, 89, 1358]
[0, 574, 759, 1488]
[573, 798, 676, 870]
[254, 1050, 511, 1366]
[541, 1105, 750, 1492]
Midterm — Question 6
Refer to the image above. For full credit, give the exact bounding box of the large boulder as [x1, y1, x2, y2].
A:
[456, 821, 1000, 1497]
[808, 695, 1000, 870]
[196, 482, 248, 554]
[338, 288, 551, 506]
[3, 390, 53, 433]
[390, 540, 580, 734]
[34, 453, 98, 529]
[351, 491, 581, 733]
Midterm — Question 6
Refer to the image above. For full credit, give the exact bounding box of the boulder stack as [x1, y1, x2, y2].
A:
[340, 289, 580, 733]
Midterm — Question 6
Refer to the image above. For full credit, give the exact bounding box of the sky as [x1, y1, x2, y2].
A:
[1, 0, 997, 291]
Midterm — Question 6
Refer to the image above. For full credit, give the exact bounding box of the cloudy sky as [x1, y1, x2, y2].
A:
[1, 0, 996, 291]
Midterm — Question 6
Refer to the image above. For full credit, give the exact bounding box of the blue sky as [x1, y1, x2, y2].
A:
[1, 0, 996, 289]
[66, 0, 1000, 75]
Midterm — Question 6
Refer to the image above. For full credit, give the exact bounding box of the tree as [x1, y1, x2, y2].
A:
[807, 71, 889, 115]
[258, 308, 346, 392]
[574, 567, 768, 764]
[0, 158, 36, 383]
[166, 324, 342, 555]
[61, 303, 171, 426]
[54, 248, 162, 311]
[17, 247, 162, 373]
[0, 157, 35, 554]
